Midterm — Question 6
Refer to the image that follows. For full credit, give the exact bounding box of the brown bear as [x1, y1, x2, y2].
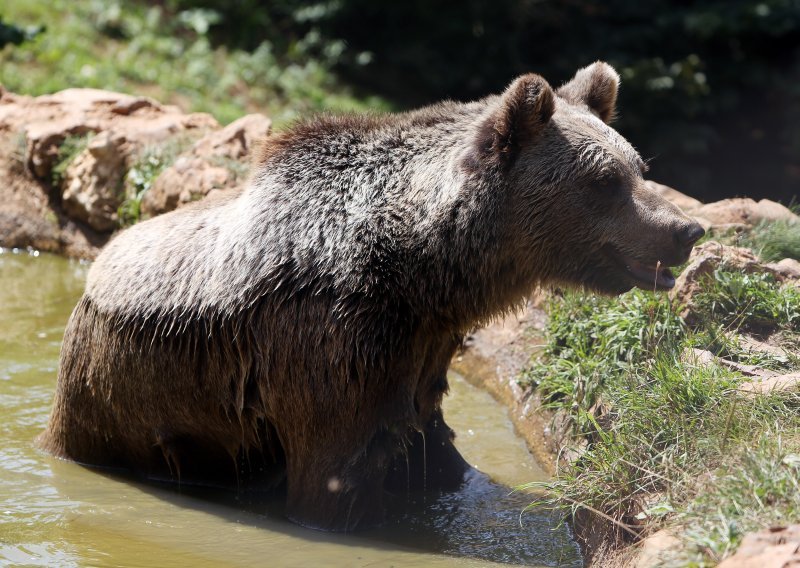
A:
[39, 62, 704, 531]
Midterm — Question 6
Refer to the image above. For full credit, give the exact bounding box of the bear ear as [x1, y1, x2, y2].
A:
[476, 73, 555, 168]
[556, 61, 619, 123]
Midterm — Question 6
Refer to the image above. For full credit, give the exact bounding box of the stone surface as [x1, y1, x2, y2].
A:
[682, 347, 781, 380]
[766, 258, 800, 281]
[669, 241, 787, 323]
[632, 529, 683, 568]
[717, 525, 800, 568]
[0, 87, 265, 257]
[739, 373, 800, 394]
[693, 198, 798, 228]
[16, 89, 218, 188]
[141, 114, 271, 216]
[61, 131, 128, 232]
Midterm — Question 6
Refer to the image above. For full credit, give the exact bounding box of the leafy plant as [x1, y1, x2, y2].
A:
[118, 142, 179, 226]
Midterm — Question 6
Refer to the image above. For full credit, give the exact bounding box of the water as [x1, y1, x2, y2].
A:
[0, 250, 581, 567]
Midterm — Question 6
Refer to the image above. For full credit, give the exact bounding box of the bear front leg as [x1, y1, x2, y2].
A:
[385, 407, 471, 493]
[283, 428, 395, 531]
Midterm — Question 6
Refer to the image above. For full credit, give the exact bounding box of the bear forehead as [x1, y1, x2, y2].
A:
[553, 100, 645, 177]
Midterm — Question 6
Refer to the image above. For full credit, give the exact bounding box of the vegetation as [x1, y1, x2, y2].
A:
[171, 0, 800, 203]
[118, 136, 193, 226]
[0, 0, 388, 125]
[702, 220, 800, 264]
[3, 1, 798, 200]
[740, 220, 800, 263]
[522, 260, 800, 565]
[694, 267, 800, 333]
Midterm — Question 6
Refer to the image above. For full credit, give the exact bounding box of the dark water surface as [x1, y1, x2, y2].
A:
[0, 249, 581, 567]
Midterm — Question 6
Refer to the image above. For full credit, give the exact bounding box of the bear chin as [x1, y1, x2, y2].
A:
[579, 266, 674, 296]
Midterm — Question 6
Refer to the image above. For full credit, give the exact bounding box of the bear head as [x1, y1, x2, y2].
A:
[475, 61, 704, 294]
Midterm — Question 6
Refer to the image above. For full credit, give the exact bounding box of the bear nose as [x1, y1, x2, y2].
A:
[676, 222, 705, 247]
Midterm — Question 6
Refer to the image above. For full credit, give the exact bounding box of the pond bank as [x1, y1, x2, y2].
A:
[488, 237, 800, 567]
[452, 304, 612, 567]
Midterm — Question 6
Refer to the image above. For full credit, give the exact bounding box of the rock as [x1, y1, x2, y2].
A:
[0, 86, 263, 255]
[632, 529, 683, 568]
[61, 131, 127, 232]
[645, 180, 703, 213]
[17, 90, 217, 186]
[754, 199, 798, 223]
[681, 348, 718, 367]
[766, 258, 800, 281]
[717, 525, 800, 567]
[693, 198, 798, 229]
[739, 373, 800, 394]
[682, 347, 780, 379]
[733, 333, 792, 359]
[0, 208, 60, 252]
[192, 113, 270, 159]
[0, 88, 218, 236]
[670, 241, 787, 323]
[141, 113, 271, 216]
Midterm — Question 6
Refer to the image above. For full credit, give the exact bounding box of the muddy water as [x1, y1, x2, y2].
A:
[0, 250, 581, 567]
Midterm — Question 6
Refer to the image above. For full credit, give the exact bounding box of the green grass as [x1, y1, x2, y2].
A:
[693, 267, 800, 333]
[702, 219, 800, 264]
[0, 0, 390, 125]
[522, 290, 685, 434]
[117, 135, 194, 226]
[740, 220, 800, 263]
[522, 267, 800, 566]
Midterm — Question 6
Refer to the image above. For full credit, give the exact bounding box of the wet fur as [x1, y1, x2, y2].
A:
[40, 62, 699, 530]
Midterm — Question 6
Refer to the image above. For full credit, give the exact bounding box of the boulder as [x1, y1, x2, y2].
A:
[0, 87, 274, 256]
[670, 241, 766, 322]
[717, 525, 800, 568]
[61, 131, 128, 232]
[141, 114, 271, 216]
[0, 88, 218, 234]
[632, 529, 683, 568]
[765, 258, 800, 281]
[693, 198, 797, 229]
[668, 241, 800, 327]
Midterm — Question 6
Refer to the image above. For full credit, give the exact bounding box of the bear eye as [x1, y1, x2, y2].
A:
[595, 174, 624, 192]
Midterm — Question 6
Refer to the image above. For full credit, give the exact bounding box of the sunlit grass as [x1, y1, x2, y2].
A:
[522, 266, 800, 565]
[0, 0, 390, 125]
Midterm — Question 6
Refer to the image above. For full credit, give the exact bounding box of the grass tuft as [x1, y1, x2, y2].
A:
[523, 265, 800, 565]
[693, 267, 800, 333]
[117, 136, 193, 226]
[740, 220, 800, 263]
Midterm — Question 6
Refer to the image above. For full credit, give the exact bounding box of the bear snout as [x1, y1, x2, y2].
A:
[671, 220, 705, 263]
[675, 222, 705, 248]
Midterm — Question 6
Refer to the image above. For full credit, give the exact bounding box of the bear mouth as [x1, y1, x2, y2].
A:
[623, 257, 676, 290]
[603, 245, 677, 291]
